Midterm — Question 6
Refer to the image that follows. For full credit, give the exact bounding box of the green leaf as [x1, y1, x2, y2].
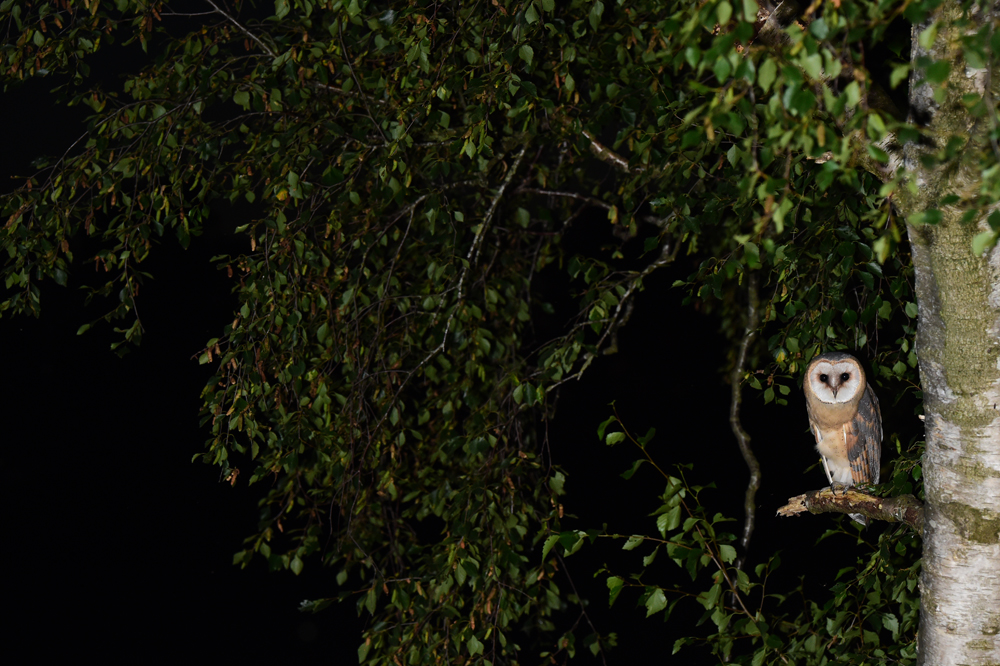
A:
[801, 53, 822, 80]
[549, 471, 566, 495]
[809, 18, 829, 39]
[519, 44, 534, 66]
[290, 556, 304, 575]
[972, 230, 998, 256]
[467, 634, 484, 656]
[911, 208, 942, 225]
[717, 1, 732, 26]
[645, 587, 667, 616]
[758, 59, 777, 92]
[714, 56, 731, 82]
[589, 0, 604, 30]
[621, 459, 645, 479]
[719, 544, 737, 563]
[657, 506, 681, 536]
[890, 64, 910, 89]
[918, 21, 938, 49]
[607, 575, 625, 606]
[542, 534, 560, 561]
[524, 2, 539, 23]
[925, 60, 951, 84]
[742, 0, 758, 22]
[597, 414, 617, 441]
[605, 431, 626, 446]
[844, 81, 861, 107]
[623, 535, 644, 550]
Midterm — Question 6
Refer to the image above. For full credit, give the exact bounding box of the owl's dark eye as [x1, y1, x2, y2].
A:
[840, 372, 850, 382]
[819, 374, 828, 383]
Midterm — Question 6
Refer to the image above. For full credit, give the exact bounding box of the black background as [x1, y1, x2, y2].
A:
[2, 55, 908, 665]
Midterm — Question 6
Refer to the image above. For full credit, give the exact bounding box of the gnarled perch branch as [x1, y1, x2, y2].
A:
[777, 488, 925, 535]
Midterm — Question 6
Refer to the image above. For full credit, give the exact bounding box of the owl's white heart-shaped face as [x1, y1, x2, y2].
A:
[807, 359, 863, 404]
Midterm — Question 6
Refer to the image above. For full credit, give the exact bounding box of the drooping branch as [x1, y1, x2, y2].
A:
[777, 487, 925, 535]
[357, 146, 529, 440]
[730, 273, 761, 575]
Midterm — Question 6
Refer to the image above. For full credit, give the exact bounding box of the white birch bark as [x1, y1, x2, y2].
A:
[899, 3, 1000, 663]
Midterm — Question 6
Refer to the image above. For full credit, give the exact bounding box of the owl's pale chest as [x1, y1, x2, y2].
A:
[804, 396, 860, 430]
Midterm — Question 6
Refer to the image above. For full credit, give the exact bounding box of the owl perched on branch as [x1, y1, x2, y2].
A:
[802, 352, 883, 526]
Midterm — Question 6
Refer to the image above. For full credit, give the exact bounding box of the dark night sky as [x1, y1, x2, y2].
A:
[2, 57, 906, 664]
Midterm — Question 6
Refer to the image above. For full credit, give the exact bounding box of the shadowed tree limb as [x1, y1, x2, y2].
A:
[581, 129, 637, 173]
[730, 274, 761, 576]
[777, 488, 925, 535]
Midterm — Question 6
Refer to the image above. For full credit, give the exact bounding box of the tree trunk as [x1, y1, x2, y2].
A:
[901, 5, 1000, 663]
[908, 221, 1000, 665]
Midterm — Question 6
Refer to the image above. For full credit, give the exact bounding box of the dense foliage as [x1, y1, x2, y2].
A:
[2, 0, 952, 662]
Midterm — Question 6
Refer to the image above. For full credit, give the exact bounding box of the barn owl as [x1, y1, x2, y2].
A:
[802, 352, 882, 526]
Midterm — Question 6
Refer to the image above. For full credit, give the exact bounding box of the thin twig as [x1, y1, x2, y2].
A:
[515, 186, 613, 210]
[204, 0, 276, 58]
[339, 20, 387, 143]
[309, 81, 386, 105]
[556, 553, 610, 666]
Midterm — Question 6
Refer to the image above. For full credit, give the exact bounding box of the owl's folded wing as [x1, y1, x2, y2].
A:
[846, 384, 882, 485]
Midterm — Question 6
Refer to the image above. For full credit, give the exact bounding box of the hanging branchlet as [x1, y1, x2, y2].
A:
[729, 273, 761, 577]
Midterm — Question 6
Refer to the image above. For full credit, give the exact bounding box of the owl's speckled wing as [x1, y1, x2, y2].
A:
[845, 383, 882, 485]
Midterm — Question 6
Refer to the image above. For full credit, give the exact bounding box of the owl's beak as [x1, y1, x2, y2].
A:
[830, 386, 839, 398]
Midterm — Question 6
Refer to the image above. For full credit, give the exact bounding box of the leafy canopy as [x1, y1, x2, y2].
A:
[1, 0, 944, 662]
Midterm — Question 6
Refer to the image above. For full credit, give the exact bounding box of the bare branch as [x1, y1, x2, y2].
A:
[581, 129, 639, 173]
[514, 187, 613, 210]
[461, 145, 529, 298]
[204, 0, 276, 58]
[309, 82, 386, 105]
[730, 273, 761, 576]
[777, 487, 925, 535]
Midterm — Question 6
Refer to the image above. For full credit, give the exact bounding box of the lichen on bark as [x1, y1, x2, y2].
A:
[938, 502, 1000, 544]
